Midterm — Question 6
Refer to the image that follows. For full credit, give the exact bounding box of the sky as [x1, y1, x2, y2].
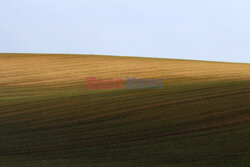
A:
[0, 0, 250, 63]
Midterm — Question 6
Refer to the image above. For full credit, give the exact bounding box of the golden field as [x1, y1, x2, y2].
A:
[0, 53, 250, 166]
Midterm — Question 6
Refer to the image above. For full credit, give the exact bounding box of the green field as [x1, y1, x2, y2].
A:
[0, 53, 250, 167]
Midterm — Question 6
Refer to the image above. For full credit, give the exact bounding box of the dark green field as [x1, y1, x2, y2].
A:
[0, 53, 250, 166]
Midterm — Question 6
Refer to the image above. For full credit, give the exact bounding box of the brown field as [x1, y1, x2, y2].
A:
[0, 53, 250, 166]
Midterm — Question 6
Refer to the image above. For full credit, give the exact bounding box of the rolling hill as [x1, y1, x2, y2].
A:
[0, 53, 250, 167]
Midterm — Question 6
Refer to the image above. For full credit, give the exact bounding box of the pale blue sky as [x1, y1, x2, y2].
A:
[1, 0, 250, 63]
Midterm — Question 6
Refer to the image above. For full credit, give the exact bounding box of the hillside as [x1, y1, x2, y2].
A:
[0, 53, 250, 166]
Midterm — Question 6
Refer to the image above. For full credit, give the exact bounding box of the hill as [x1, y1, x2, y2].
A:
[0, 53, 250, 166]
